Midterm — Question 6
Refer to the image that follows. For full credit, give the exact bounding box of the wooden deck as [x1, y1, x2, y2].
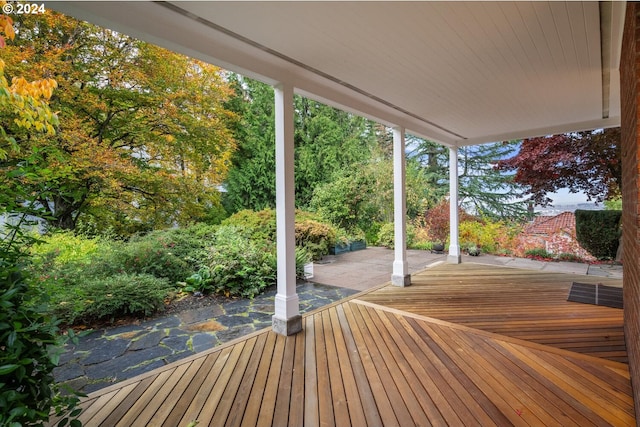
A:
[50, 263, 634, 426]
[360, 262, 627, 363]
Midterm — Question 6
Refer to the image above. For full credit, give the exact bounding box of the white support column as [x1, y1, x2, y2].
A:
[448, 146, 462, 264]
[392, 127, 411, 286]
[272, 82, 301, 335]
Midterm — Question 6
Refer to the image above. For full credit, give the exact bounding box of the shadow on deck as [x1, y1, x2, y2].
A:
[49, 263, 634, 426]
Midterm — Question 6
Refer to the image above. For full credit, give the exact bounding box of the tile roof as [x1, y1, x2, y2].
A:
[524, 212, 576, 235]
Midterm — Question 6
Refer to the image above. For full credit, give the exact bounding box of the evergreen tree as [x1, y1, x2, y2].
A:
[223, 76, 381, 212]
[407, 136, 449, 202]
[409, 137, 527, 219]
[458, 142, 528, 219]
[222, 76, 277, 212]
[294, 97, 379, 207]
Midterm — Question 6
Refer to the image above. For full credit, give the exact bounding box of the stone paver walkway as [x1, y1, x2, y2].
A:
[54, 247, 623, 394]
[54, 282, 357, 394]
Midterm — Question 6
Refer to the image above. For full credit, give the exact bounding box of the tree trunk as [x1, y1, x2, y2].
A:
[52, 214, 76, 230]
[51, 196, 79, 230]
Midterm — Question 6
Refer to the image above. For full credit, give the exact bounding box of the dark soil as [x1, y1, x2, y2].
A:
[162, 292, 236, 315]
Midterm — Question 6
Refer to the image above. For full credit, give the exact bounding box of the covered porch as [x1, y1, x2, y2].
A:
[49, 263, 633, 427]
[49, 2, 640, 423]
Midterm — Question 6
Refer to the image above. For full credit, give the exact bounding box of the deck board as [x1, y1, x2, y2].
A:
[49, 263, 635, 426]
[240, 332, 276, 427]
[359, 262, 627, 362]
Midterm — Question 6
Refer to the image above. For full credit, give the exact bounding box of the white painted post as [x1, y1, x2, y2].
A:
[392, 127, 411, 286]
[448, 146, 462, 264]
[272, 82, 301, 335]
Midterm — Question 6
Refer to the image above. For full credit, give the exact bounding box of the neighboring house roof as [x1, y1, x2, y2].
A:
[525, 212, 576, 236]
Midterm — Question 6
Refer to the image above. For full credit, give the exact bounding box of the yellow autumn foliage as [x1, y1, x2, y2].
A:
[0, 11, 58, 158]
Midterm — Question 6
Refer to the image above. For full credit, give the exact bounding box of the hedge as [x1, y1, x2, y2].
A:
[575, 209, 621, 260]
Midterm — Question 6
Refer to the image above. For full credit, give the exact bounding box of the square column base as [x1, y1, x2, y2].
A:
[272, 314, 302, 336]
[391, 274, 411, 287]
[448, 254, 462, 264]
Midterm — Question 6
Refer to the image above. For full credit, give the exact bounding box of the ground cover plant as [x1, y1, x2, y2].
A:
[28, 212, 343, 326]
[0, 227, 83, 427]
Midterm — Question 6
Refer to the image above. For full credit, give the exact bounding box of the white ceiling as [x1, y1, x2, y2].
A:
[52, 1, 625, 147]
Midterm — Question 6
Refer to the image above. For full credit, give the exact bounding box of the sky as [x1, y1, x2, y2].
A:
[547, 188, 592, 206]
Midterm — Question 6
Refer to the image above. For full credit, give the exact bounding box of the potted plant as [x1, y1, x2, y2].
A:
[431, 242, 445, 253]
[467, 245, 481, 256]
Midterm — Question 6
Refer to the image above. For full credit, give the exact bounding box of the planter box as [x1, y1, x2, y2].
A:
[350, 239, 367, 251]
[330, 243, 350, 255]
[303, 262, 314, 279]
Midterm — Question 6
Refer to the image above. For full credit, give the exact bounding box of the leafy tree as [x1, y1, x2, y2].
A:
[0, 11, 81, 426]
[2, 11, 236, 233]
[495, 128, 621, 206]
[308, 151, 434, 234]
[309, 168, 378, 233]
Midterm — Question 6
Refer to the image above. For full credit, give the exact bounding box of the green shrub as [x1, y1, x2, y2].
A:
[94, 240, 191, 285]
[30, 232, 190, 324]
[364, 222, 383, 246]
[129, 224, 218, 271]
[377, 223, 415, 249]
[295, 219, 337, 260]
[80, 274, 172, 322]
[296, 247, 312, 280]
[50, 273, 172, 324]
[410, 241, 434, 251]
[0, 266, 82, 427]
[30, 231, 106, 266]
[221, 209, 276, 242]
[31, 223, 218, 280]
[575, 209, 621, 260]
[222, 209, 340, 260]
[377, 223, 394, 248]
[458, 219, 519, 254]
[525, 247, 553, 260]
[1, 225, 81, 426]
[206, 226, 277, 298]
[556, 253, 582, 262]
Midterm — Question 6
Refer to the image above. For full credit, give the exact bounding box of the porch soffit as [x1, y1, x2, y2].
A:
[53, 1, 625, 147]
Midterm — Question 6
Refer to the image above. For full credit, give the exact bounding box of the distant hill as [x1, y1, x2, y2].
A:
[535, 203, 602, 216]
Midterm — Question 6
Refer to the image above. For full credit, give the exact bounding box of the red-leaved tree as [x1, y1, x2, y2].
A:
[495, 128, 621, 206]
[424, 198, 475, 243]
